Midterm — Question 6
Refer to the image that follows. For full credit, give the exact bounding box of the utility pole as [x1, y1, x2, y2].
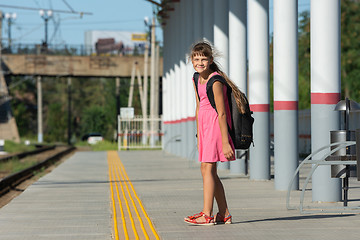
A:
[67, 77, 72, 145]
[0, 11, 3, 95]
[37, 76, 43, 143]
[142, 44, 149, 145]
[128, 63, 136, 107]
[116, 77, 120, 141]
[4, 12, 16, 51]
[153, 43, 160, 144]
[154, 44, 160, 121]
[39, 9, 52, 49]
[149, 16, 156, 147]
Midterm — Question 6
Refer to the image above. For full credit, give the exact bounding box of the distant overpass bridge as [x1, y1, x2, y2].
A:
[0, 54, 162, 142]
[2, 54, 163, 77]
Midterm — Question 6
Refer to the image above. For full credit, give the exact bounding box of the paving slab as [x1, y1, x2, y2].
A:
[0, 151, 111, 240]
[1, 150, 360, 240]
[118, 150, 360, 240]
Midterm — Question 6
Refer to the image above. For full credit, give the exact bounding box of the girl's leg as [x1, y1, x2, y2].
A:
[214, 172, 230, 217]
[201, 162, 216, 217]
[184, 162, 216, 223]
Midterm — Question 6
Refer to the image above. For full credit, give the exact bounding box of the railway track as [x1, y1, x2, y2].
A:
[0, 145, 76, 197]
[0, 145, 56, 163]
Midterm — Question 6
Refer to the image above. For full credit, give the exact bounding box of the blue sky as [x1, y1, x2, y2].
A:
[0, 0, 159, 46]
[0, 0, 310, 47]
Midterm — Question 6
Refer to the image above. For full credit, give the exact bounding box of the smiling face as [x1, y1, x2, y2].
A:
[190, 42, 215, 75]
[191, 54, 213, 74]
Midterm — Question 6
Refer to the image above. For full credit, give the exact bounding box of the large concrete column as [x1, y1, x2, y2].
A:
[203, 0, 214, 43]
[193, 0, 203, 42]
[171, 7, 181, 157]
[172, 3, 181, 157]
[162, 18, 170, 151]
[166, 9, 175, 155]
[163, 72, 170, 151]
[273, 0, 299, 190]
[173, 2, 186, 158]
[185, 0, 197, 161]
[179, 0, 188, 159]
[311, 0, 341, 202]
[248, 0, 270, 180]
[214, 0, 229, 170]
[214, 0, 229, 74]
[229, 0, 247, 175]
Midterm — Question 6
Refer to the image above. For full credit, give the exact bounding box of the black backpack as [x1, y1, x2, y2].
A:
[193, 72, 254, 149]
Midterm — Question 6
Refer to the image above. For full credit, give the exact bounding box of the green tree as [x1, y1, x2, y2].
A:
[341, 0, 360, 101]
[45, 102, 66, 142]
[296, 1, 360, 109]
[80, 105, 107, 136]
[298, 11, 311, 110]
[9, 76, 37, 137]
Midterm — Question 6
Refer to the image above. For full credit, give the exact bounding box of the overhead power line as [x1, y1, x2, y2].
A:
[17, 19, 143, 26]
[0, 4, 92, 15]
[62, 0, 76, 13]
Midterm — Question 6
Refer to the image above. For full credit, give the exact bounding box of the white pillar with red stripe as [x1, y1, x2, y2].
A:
[229, 0, 247, 175]
[179, 0, 189, 159]
[168, 7, 177, 155]
[214, 0, 229, 74]
[162, 19, 168, 151]
[175, 3, 184, 158]
[186, 0, 197, 161]
[214, 0, 230, 170]
[248, 0, 270, 180]
[273, 0, 299, 190]
[193, 0, 203, 42]
[162, 12, 172, 153]
[174, 2, 186, 158]
[203, 0, 214, 43]
[311, 0, 341, 202]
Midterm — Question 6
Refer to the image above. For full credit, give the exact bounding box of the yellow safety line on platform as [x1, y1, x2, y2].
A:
[107, 151, 160, 240]
[115, 159, 149, 239]
[108, 164, 120, 240]
[111, 167, 128, 239]
[117, 154, 160, 240]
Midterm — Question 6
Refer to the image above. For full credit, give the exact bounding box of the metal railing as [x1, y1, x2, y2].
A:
[1, 43, 147, 56]
[117, 115, 163, 150]
[286, 141, 359, 214]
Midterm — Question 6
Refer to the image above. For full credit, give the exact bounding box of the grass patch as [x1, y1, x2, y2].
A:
[91, 140, 118, 151]
[75, 140, 162, 151]
[0, 157, 38, 174]
[3, 140, 36, 154]
[75, 140, 117, 151]
[118, 147, 162, 151]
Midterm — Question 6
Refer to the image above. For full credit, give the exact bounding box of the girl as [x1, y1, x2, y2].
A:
[184, 41, 246, 226]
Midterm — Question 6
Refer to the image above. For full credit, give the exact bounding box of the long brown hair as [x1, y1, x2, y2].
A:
[190, 41, 248, 114]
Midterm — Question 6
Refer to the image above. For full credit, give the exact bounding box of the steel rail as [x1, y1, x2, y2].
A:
[0, 145, 56, 163]
[0, 146, 75, 197]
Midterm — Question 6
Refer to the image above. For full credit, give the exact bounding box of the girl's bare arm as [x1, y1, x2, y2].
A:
[213, 81, 234, 160]
[193, 80, 200, 149]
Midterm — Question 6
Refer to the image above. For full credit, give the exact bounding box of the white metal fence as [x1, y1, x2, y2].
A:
[117, 115, 163, 150]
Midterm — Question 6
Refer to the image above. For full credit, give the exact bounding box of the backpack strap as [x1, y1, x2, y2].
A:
[206, 74, 235, 137]
[193, 72, 200, 101]
[206, 74, 232, 113]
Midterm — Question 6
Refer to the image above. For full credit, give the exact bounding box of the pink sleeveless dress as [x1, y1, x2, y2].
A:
[196, 73, 235, 163]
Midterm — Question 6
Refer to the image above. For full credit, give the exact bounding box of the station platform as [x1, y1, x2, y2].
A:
[1, 150, 360, 240]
